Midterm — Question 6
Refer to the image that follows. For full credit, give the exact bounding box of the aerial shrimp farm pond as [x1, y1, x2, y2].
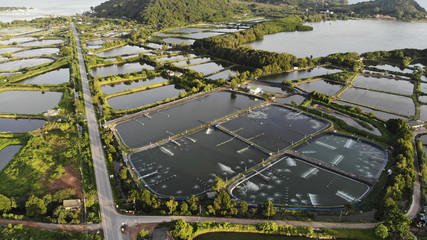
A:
[109, 90, 355, 200]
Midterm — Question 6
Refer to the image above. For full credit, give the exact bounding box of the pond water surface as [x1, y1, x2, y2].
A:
[184, 62, 225, 75]
[162, 38, 195, 45]
[296, 133, 387, 179]
[0, 37, 34, 45]
[181, 32, 224, 39]
[297, 80, 343, 96]
[14, 48, 59, 57]
[0, 145, 22, 171]
[340, 88, 415, 116]
[114, 91, 262, 148]
[333, 100, 405, 120]
[97, 45, 148, 58]
[231, 155, 370, 206]
[107, 85, 183, 110]
[0, 47, 22, 54]
[259, 67, 341, 83]
[0, 118, 46, 132]
[101, 76, 169, 95]
[20, 39, 65, 46]
[220, 105, 328, 152]
[0, 58, 53, 71]
[207, 69, 237, 80]
[19, 68, 69, 85]
[0, 91, 62, 114]
[353, 75, 414, 95]
[130, 128, 269, 197]
[90, 62, 155, 77]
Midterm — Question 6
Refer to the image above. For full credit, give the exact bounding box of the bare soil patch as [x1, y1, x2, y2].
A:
[46, 164, 83, 198]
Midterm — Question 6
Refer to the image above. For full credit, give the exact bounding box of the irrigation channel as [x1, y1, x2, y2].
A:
[108, 90, 387, 206]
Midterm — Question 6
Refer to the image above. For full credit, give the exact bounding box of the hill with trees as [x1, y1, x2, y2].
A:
[345, 0, 426, 20]
[93, 0, 235, 28]
[240, 0, 348, 7]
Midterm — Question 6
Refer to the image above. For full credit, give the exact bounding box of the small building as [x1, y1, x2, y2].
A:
[63, 199, 82, 211]
[406, 120, 425, 130]
[249, 87, 262, 95]
[43, 109, 60, 117]
[167, 70, 183, 77]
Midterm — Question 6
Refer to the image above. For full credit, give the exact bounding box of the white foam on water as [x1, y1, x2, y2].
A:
[247, 110, 268, 120]
[285, 157, 297, 167]
[301, 168, 319, 179]
[301, 150, 317, 154]
[308, 193, 320, 206]
[344, 139, 354, 149]
[360, 151, 381, 154]
[310, 119, 322, 129]
[332, 155, 344, 165]
[218, 162, 235, 174]
[336, 190, 355, 202]
[246, 181, 260, 191]
[315, 141, 337, 150]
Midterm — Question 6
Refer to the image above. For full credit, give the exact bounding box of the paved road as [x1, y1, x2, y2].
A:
[73, 23, 123, 240]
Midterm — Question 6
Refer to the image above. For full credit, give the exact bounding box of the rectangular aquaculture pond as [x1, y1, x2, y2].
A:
[0, 58, 53, 71]
[353, 75, 414, 95]
[219, 105, 329, 152]
[333, 100, 405, 120]
[0, 118, 45, 132]
[297, 80, 343, 96]
[295, 133, 387, 179]
[0, 91, 63, 114]
[184, 62, 225, 76]
[130, 128, 269, 197]
[18, 68, 69, 85]
[112, 91, 262, 149]
[162, 38, 195, 45]
[101, 76, 169, 95]
[230, 155, 370, 207]
[0, 145, 22, 171]
[90, 62, 155, 77]
[107, 84, 183, 110]
[339, 87, 415, 116]
[96, 45, 148, 57]
[207, 69, 237, 80]
[258, 67, 342, 83]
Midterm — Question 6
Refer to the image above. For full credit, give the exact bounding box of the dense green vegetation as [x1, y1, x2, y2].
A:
[332, 0, 426, 20]
[241, 0, 348, 7]
[371, 119, 414, 239]
[0, 224, 103, 240]
[93, 0, 235, 28]
[168, 219, 378, 240]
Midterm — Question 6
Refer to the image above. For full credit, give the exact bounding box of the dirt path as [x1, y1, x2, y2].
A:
[0, 219, 101, 232]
